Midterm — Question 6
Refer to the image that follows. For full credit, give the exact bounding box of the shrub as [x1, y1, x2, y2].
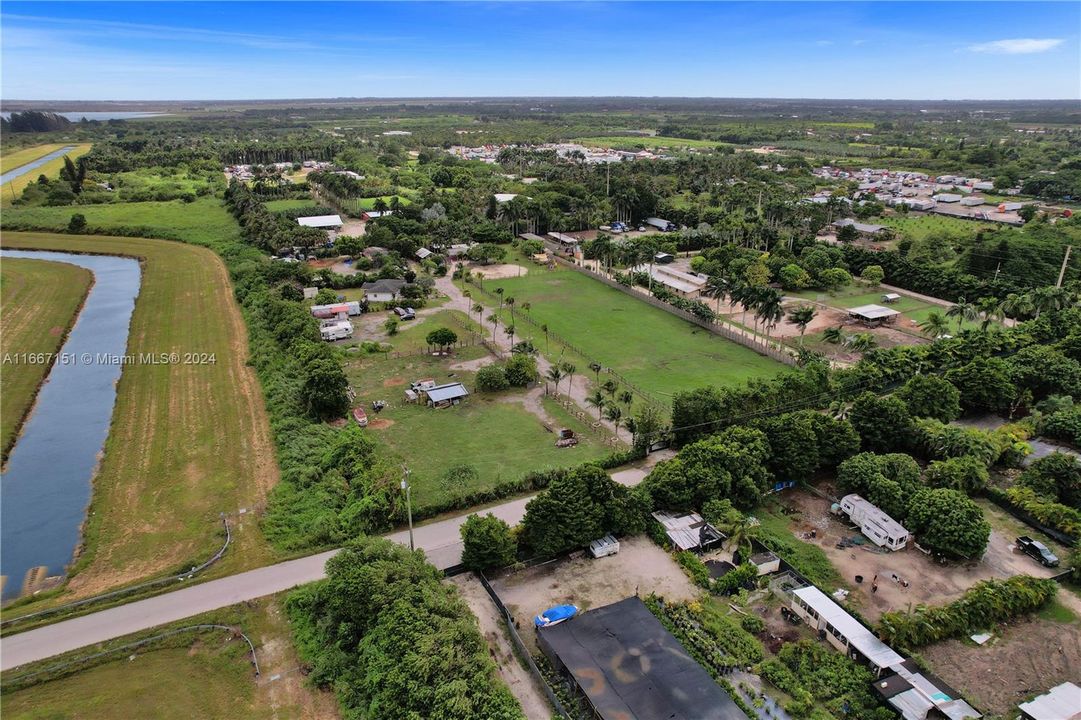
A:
[906, 488, 990, 559]
[878, 575, 1058, 648]
[923, 456, 989, 495]
[503, 354, 538, 386]
[475, 364, 509, 392]
[460, 513, 518, 572]
[1041, 407, 1081, 446]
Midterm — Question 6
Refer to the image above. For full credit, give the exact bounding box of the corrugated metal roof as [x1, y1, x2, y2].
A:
[425, 382, 469, 403]
[1018, 682, 1081, 720]
[792, 586, 905, 670]
[296, 215, 343, 227]
[849, 304, 901, 320]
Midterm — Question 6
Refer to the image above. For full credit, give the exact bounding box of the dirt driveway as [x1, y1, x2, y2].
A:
[778, 489, 1064, 621]
[489, 535, 699, 652]
[449, 574, 553, 720]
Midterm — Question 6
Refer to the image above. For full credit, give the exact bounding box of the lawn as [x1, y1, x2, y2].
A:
[0, 594, 336, 720]
[573, 135, 728, 149]
[877, 214, 993, 241]
[1, 198, 242, 248]
[0, 257, 93, 460]
[263, 198, 316, 212]
[0, 143, 72, 173]
[345, 313, 615, 508]
[2, 144, 92, 208]
[474, 264, 784, 398]
[0, 233, 279, 602]
[377, 308, 483, 355]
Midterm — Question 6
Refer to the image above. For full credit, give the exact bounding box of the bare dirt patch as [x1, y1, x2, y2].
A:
[449, 574, 553, 720]
[382, 376, 407, 387]
[919, 610, 1081, 717]
[470, 263, 528, 280]
[367, 418, 395, 430]
[489, 535, 699, 653]
[778, 488, 1062, 621]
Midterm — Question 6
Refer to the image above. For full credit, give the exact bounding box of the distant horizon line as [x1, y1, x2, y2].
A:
[3, 95, 1080, 105]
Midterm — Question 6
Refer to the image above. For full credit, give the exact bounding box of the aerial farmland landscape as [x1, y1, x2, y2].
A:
[1, 2, 1081, 720]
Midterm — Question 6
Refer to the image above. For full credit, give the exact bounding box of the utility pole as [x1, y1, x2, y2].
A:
[1056, 245, 1072, 288]
[993, 262, 1001, 282]
[606, 164, 610, 197]
[401, 467, 414, 551]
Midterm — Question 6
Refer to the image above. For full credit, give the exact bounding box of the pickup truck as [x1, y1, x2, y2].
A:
[1016, 536, 1060, 567]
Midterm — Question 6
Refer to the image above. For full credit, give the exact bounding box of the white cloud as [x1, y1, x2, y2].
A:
[967, 38, 1064, 55]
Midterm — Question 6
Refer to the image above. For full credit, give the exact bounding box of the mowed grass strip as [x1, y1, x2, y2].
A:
[480, 265, 784, 397]
[0, 143, 72, 173]
[0, 232, 280, 598]
[1, 144, 92, 208]
[0, 257, 94, 460]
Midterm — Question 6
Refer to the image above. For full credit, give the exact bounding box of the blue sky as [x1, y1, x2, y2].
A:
[3, 2, 1079, 101]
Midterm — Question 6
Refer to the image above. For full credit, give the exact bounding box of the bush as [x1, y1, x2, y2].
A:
[906, 487, 990, 559]
[1001, 485, 1081, 537]
[740, 615, 765, 634]
[475, 364, 509, 392]
[896, 374, 962, 422]
[878, 575, 1058, 648]
[923, 456, 989, 495]
[460, 513, 518, 572]
[503, 354, 538, 386]
[1041, 407, 1081, 446]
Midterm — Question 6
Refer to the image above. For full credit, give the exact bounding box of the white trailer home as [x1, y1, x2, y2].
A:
[320, 320, 353, 341]
[838, 494, 909, 550]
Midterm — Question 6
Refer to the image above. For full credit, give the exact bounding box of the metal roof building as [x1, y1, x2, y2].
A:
[1018, 682, 1081, 720]
[848, 304, 901, 323]
[296, 214, 343, 228]
[424, 382, 469, 404]
[651, 511, 725, 552]
[537, 597, 748, 720]
[874, 659, 982, 720]
[791, 586, 904, 676]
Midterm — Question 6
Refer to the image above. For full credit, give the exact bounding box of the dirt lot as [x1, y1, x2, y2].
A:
[470, 263, 528, 280]
[489, 535, 699, 652]
[778, 488, 1065, 621]
[449, 574, 554, 720]
[920, 607, 1081, 718]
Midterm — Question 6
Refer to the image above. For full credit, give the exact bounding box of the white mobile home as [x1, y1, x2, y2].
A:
[839, 494, 909, 550]
[790, 586, 904, 677]
[320, 320, 353, 341]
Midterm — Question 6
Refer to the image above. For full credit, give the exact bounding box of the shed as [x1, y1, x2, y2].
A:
[296, 214, 343, 228]
[748, 551, 781, 576]
[881, 293, 901, 303]
[651, 511, 725, 552]
[548, 232, 580, 247]
[1018, 682, 1081, 720]
[423, 382, 469, 407]
[848, 304, 901, 325]
[416, 247, 433, 260]
[875, 659, 983, 720]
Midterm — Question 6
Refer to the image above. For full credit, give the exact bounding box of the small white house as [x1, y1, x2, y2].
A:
[360, 279, 407, 303]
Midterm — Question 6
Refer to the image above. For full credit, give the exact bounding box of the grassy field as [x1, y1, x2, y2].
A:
[574, 135, 727, 149]
[263, 198, 315, 212]
[2, 144, 92, 208]
[1, 198, 241, 248]
[0, 257, 94, 460]
[787, 286, 987, 333]
[0, 233, 279, 601]
[1, 594, 337, 720]
[878, 214, 993, 240]
[475, 264, 784, 398]
[0, 144, 72, 173]
[345, 312, 615, 508]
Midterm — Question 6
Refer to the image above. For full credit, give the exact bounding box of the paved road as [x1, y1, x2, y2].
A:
[0, 455, 667, 671]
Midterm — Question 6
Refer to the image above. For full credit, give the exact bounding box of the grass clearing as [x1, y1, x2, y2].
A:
[345, 312, 615, 508]
[1, 198, 241, 247]
[263, 198, 316, 212]
[0, 233, 280, 601]
[878, 214, 993, 241]
[474, 264, 784, 398]
[1, 593, 337, 720]
[0, 257, 93, 460]
[2, 144, 92, 208]
[787, 286, 987, 333]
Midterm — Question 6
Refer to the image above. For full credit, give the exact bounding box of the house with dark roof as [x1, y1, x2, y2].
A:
[361, 278, 407, 303]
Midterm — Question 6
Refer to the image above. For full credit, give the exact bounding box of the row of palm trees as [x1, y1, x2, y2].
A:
[698, 276, 790, 347]
[918, 286, 1076, 339]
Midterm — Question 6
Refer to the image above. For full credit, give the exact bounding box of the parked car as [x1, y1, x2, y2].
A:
[1016, 536, 1059, 567]
[394, 306, 416, 320]
[534, 604, 578, 628]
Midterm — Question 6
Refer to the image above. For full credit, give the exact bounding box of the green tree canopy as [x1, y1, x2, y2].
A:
[460, 513, 518, 572]
[906, 487, 991, 559]
[896, 374, 962, 423]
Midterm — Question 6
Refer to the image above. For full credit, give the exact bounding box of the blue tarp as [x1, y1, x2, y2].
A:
[535, 604, 578, 627]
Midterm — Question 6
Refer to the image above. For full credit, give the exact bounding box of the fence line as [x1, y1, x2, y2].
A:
[477, 572, 570, 719]
[2, 623, 259, 688]
[2, 515, 231, 630]
[554, 256, 795, 367]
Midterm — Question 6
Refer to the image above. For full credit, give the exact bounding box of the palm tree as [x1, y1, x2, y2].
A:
[823, 326, 844, 344]
[1000, 292, 1035, 320]
[495, 287, 505, 312]
[471, 302, 484, 325]
[506, 296, 516, 323]
[504, 324, 516, 346]
[561, 362, 576, 391]
[787, 305, 817, 347]
[487, 313, 500, 342]
[756, 289, 784, 345]
[541, 323, 550, 352]
[618, 390, 634, 406]
[589, 362, 602, 383]
[976, 296, 1003, 331]
[586, 390, 606, 420]
[845, 333, 877, 352]
[702, 275, 730, 315]
[603, 405, 623, 431]
[521, 301, 531, 316]
[601, 379, 618, 397]
[546, 365, 563, 394]
[946, 297, 978, 333]
[723, 516, 756, 560]
[918, 311, 950, 339]
[1031, 286, 1073, 318]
